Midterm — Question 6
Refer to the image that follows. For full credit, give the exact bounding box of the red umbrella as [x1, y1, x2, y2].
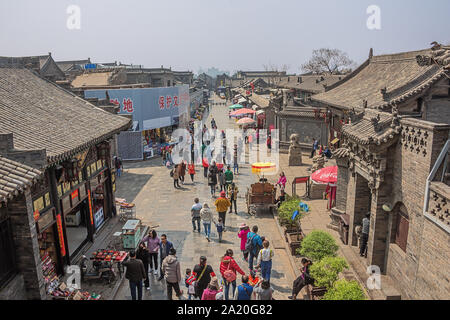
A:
[229, 108, 256, 116]
[311, 166, 337, 184]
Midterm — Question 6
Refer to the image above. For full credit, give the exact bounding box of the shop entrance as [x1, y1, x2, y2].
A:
[65, 200, 90, 259]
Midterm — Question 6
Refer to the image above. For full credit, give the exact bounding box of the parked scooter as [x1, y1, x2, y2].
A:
[80, 255, 116, 284]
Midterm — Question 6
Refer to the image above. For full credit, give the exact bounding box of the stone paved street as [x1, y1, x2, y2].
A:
[114, 94, 296, 300]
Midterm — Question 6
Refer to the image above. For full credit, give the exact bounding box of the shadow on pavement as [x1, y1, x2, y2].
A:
[115, 172, 153, 203]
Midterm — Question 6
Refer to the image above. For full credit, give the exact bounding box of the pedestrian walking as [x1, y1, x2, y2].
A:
[214, 191, 231, 229]
[214, 218, 224, 242]
[218, 169, 226, 192]
[188, 161, 196, 183]
[192, 256, 216, 299]
[208, 166, 217, 198]
[360, 213, 370, 257]
[246, 226, 263, 271]
[233, 275, 253, 300]
[276, 172, 287, 192]
[142, 229, 160, 276]
[122, 250, 147, 300]
[200, 203, 213, 241]
[191, 198, 202, 233]
[224, 165, 234, 192]
[158, 234, 174, 281]
[220, 249, 245, 300]
[201, 277, 222, 300]
[227, 182, 239, 214]
[252, 279, 274, 300]
[136, 242, 150, 290]
[202, 157, 209, 178]
[114, 156, 122, 178]
[184, 268, 196, 300]
[162, 248, 183, 300]
[267, 134, 272, 151]
[289, 258, 314, 300]
[238, 223, 250, 261]
[256, 240, 274, 283]
[171, 164, 180, 188]
[180, 161, 186, 184]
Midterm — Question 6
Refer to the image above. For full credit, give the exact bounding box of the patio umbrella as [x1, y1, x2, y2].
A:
[229, 104, 244, 110]
[229, 108, 257, 116]
[251, 162, 276, 174]
[236, 117, 256, 125]
[310, 166, 337, 184]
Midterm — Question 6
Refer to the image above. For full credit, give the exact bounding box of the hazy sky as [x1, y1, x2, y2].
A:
[1, 0, 449, 74]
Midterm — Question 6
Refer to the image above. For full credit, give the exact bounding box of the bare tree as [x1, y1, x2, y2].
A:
[301, 48, 354, 74]
[262, 63, 290, 86]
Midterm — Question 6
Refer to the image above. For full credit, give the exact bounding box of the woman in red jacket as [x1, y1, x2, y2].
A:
[220, 249, 245, 300]
[188, 161, 196, 183]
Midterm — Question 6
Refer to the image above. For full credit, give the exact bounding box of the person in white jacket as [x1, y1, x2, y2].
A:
[200, 203, 213, 241]
[256, 240, 274, 283]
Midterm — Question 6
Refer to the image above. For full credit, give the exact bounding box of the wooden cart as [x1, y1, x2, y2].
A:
[245, 182, 277, 216]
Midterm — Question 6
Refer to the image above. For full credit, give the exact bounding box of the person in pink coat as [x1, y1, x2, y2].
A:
[238, 223, 251, 261]
[276, 172, 287, 192]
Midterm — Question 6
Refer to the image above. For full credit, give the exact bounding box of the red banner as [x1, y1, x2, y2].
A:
[56, 214, 66, 257]
[88, 190, 94, 225]
[71, 189, 79, 200]
[294, 177, 309, 184]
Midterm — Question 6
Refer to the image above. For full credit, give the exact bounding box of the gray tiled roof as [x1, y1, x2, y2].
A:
[276, 75, 343, 93]
[0, 155, 42, 204]
[312, 49, 446, 110]
[0, 67, 131, 165]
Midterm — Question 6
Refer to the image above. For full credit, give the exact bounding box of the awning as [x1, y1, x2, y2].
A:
[237, 97, 247, 104]
[256, 110, 265, 115]
[143, 117, 171, 130]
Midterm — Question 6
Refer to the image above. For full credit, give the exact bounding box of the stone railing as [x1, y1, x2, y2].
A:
[425, 181, 450, 233]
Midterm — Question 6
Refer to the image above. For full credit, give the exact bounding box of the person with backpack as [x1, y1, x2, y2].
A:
[238, 223, 250, 261]
[256, 240, 274, 283]
[208, 162, 218, 197]
[192, 256, 216, 299]
[219, 249, 245, 300]
[191, 198, 202, 233]
[233, 275, 253, 300]
[246, 225, 263, 271]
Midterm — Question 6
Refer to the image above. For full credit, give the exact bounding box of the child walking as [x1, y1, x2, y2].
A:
[185, 268, 196, 300]
[214, 218, 224, 242]
[256, 240, 274, 283]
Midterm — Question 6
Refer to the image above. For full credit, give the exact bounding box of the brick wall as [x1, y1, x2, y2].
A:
[7, 191, 46, 300]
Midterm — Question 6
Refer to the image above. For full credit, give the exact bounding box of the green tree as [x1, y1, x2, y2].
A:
[309, 256, 348, 289]
[297, 230, 339, 261]
[278, 196, 302, 226]
[322, 279, 366, 300]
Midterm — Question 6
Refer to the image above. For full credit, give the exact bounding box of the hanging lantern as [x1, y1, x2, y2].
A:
[64, 159, 79, 182]
[97, 142, 110, 160]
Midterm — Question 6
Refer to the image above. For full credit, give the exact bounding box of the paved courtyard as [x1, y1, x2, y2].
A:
[114, 95, 297, 300]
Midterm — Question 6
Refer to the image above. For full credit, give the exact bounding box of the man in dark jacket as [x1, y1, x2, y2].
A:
[158, 234, 174, 280]
[122, 250, 147, 300]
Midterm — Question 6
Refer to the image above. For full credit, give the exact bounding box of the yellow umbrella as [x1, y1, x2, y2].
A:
[251, 162, 277, 174]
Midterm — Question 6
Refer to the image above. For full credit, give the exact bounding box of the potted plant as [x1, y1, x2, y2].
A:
[309, 256, 349, 298]
[321, 279, 366, 300]
[296, 230, 339, 261]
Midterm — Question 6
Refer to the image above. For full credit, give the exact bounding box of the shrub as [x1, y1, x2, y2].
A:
[296, 230, 339, 261]
[322, 279, 366, 300]
[309, 256, 348, 289]
[278, 196, 302, 226]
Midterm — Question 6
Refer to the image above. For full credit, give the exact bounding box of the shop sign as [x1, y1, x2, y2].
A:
[94, 207, 104, 229]
[71, 189, 79, 200]
[88, 190, 94, 225]
[56, 213, 66, 257]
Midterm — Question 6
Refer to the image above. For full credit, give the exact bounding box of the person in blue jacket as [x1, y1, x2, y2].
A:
[246, 226, 263, 271]
[158, 234, 174, 281]
[234, 275, 254, 300]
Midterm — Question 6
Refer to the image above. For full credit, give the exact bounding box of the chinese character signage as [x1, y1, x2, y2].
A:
[88, 190, 94, 225]
[56, 213, 66, 257]
[84, 85, 190, 131]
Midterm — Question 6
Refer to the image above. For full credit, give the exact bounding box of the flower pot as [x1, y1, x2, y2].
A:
[284, 228, 299, 242]
[287, 232, 303, 256]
